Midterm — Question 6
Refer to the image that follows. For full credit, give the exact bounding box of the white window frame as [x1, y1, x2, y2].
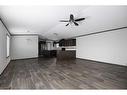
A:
[7, 34, 10, 57]
[56, 43, 59, 48]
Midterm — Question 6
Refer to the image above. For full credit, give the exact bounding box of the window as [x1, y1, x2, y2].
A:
[7, 35, 10, 57]
[56, 43, 59, 48]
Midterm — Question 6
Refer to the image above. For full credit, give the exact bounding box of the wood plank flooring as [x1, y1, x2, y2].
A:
[0, 58, 127, 89]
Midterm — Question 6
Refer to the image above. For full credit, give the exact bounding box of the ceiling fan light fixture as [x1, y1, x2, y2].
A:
[60, 14, 86, 26]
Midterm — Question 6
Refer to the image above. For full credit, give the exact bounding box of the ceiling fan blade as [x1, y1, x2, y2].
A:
[60, 20, 69, 22]
[66, 23, 69, 26]
[75, 18, 85, 21]
[74, 22, 79, 26]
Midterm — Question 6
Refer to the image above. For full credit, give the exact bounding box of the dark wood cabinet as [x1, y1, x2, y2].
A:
[59, 39, 76, 46]
[39, 41, 46, 56]
[57, 50, 76, 61]
[41, 50, 57, 58]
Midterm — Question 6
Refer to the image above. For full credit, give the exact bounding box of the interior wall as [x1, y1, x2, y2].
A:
[76, 28, 127, 66]
[0, 20, 11, 74]
[11, 35, 38, 60]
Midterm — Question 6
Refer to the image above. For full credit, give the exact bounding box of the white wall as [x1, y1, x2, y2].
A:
[11, 36, 38, 60]
[76, 28, 127, 66]
[0, 20, 11, 74]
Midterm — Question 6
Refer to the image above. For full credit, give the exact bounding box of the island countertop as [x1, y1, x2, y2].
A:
[57, 50, 76, 60]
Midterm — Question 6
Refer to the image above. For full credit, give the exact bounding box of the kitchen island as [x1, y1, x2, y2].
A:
[57, 50, 76, 61]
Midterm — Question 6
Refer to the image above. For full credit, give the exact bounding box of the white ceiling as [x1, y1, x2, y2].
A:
[0, 6, 127, 40]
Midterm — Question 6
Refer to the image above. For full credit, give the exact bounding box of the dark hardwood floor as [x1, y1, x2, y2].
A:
[0, 58, 127, 89]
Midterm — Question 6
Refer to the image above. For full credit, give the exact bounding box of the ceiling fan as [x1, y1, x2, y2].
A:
[60, 14, 85, 26]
